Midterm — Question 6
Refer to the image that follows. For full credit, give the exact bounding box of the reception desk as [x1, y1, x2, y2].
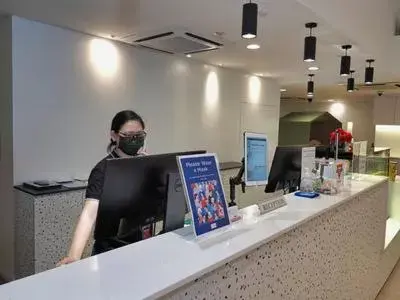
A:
[11, 163, 262, 279]
[2, 175, 399, 300]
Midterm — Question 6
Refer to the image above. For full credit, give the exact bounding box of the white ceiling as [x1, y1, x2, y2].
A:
[1, 0, 399, 100]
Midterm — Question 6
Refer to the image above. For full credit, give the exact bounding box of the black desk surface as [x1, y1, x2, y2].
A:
[14, 184, 87, 196]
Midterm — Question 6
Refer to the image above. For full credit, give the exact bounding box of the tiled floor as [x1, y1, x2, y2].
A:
[376, 260, 400, 300]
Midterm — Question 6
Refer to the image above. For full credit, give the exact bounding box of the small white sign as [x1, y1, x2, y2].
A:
[301, 147, 316, 178]
[360, 141, 368, 156]
[353, 141, 367, 174]
[257, 191, 287, 215]
[359, 141, 368, 174]
[353, 142, 361, 156]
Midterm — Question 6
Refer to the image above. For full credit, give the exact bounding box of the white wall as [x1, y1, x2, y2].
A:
[12, 16, 280, 183]
[375, 125, 400, 157]
[0, 16, 14, 280]
[373, 95, 400, 157]
[374, 95, 400, 125]
[280, 99, 375, 144]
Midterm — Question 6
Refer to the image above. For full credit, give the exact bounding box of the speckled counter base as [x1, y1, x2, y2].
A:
[14, 189, 93, 279]
[163, 181, 396, 300]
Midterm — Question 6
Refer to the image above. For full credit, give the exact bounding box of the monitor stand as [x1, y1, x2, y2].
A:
[229, 158, 246, 207]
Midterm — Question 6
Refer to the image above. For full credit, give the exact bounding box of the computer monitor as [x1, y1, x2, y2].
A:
[163, 172, 188, 233]
[244, 132, 269, 186]
[94, 150, 205, 246]
[265, 146, 302, 194]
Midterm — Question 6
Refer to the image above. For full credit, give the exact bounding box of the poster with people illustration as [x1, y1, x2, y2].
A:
[177, 153, 230, 237]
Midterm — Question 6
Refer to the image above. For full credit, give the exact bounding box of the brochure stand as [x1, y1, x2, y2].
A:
[177, 153, 232, 239]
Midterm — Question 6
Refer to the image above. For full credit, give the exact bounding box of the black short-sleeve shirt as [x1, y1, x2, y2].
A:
[85, 152, 118, 200]
[87, 152, 129, 255]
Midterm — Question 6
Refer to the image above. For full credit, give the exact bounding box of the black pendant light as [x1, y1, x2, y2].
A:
[307, 94, 313, 103]
[304, 22, 317, 62]
[307, 74, 314, 96]
[365, 59, 375, 85]
[347, 70, 355, 92]
[242, 1, 258, 39]
[340, 45, 352, 76]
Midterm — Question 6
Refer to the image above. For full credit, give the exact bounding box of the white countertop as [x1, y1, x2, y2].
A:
[374, 147, 391, 152]
[0, 175, 387, 300]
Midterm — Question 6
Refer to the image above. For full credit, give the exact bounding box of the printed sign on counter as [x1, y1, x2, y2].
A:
[359, 141, 368, 174]
[177, 153, 230, 237]
[360, 141, 368, 156]
[353, 142, 361, 156]
[301, 147, 316, 178]
[353, 141, 367, 174]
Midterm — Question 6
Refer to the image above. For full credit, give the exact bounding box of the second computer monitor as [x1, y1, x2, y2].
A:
[244, 132, 269, 186]
[265, 146, 302, 193]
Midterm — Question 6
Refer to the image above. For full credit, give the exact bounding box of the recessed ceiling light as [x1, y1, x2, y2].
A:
[247, 44, 261, 50]
[337, 82, 346, 86]
[280, 88, 287, 92]
[218, 63, 223, 67]
[186, 54, 192, 58]
[308, 66, 319, 71]
[255, 73, 263, 77]
[328, 99, 335, 102]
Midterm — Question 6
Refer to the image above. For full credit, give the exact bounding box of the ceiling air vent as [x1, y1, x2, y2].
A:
[132, 31, 223, 55]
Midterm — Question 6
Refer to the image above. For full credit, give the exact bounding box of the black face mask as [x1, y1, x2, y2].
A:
[118, 135, 145, 156]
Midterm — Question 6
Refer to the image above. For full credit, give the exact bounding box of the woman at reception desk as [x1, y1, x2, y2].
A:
[58, 110, 148, 265]
[1, 172, 399, 299]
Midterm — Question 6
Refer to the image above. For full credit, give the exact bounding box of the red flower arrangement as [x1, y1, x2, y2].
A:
[329, 128, 353, 144]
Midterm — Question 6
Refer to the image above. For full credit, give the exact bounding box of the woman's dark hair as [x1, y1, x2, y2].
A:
[107, 110, 145, 153]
